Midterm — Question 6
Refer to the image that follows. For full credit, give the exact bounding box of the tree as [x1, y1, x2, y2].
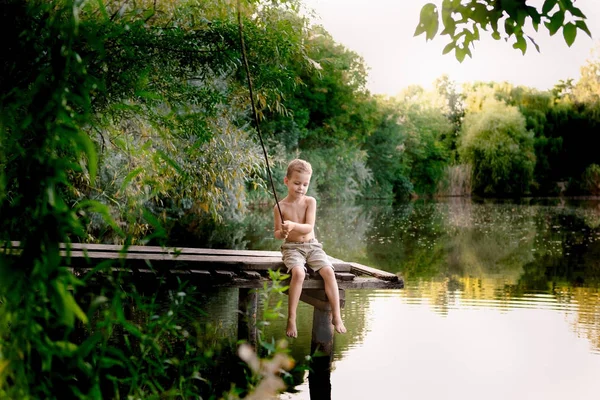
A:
[363, 98, 413, 199]
[458, 95, 535, 195]
[434, 74, 465, 159]
[415, 0, 591, 62]
[395, 86, 453, 196]
[572, 44, 600, 105]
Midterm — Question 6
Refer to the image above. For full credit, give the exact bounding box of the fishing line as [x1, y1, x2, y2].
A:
[237, 0, 284, 222]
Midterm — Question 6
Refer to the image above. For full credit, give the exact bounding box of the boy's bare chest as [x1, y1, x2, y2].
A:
[281, 203, 307, 223]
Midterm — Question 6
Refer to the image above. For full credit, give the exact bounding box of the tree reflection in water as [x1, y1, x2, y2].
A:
[240, 198, 600, 396]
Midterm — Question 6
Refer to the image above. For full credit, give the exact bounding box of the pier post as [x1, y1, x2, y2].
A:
[237, 288, 258, 347]
[305, 289, 345, 400]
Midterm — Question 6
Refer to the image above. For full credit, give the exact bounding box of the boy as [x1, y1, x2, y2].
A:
[274, 159, 347, 338]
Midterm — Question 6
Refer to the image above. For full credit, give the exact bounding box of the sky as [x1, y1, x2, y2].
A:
[302, 0, 600, 96]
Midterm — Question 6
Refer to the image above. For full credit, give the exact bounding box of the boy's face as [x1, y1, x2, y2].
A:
[284, 171, 311, 199]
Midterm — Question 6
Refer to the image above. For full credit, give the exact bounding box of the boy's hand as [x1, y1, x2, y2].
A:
[282, 221, 295, 235]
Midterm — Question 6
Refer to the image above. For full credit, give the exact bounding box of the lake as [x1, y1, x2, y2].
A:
[203, 198, 600, 399]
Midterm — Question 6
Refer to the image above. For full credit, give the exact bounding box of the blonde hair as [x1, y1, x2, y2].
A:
[286, 159, 312, 178]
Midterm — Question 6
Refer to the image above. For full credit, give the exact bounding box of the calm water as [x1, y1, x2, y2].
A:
[208, 198, 600, 399]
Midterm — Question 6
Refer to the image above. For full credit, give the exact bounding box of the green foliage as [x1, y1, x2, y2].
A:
[458, 95, 535, 195]
[271, 26, 376, 149]
[434, 75, 465, 159]
[363, 100, 412, 199]
[572, 44, 600, 105]
[0, 1, 104, 397]
[582, 164, 600, 196]
[0, 1, 298, 398]
[300, 145, 373, 202]
[416, 0, 591, 61]
[395, 87, 453, 197]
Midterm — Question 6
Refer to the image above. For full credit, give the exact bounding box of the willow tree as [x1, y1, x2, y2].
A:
[458, 93, 535, 195]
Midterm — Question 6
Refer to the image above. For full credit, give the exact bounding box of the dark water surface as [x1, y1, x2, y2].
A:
[211, 198, 600, 399]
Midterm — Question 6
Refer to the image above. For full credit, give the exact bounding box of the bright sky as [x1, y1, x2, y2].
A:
[303, 0, 600, 96]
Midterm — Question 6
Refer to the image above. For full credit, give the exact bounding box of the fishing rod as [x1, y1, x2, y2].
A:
[236, 0, 284, 222]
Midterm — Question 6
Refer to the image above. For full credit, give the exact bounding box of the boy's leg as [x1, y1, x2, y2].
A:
[318, 266, 347, 334]
[287, 266, 306, 338]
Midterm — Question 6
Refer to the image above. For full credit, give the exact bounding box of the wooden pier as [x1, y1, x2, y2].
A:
[5, 242, 404, 290]
[4, 241, 403, 398]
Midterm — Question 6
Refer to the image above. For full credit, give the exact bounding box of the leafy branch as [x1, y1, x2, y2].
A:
[415, 0, 592, 62]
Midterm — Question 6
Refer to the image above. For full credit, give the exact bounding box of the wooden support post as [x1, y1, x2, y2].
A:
[309, 306, 334, 400]
[303, 288, 345, 400]
[300, 288, 345, 310]
[237, 288, 258, 347]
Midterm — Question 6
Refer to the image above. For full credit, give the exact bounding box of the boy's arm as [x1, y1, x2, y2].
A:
[274, 204, 288, 239]
[284, 197, 316, 234]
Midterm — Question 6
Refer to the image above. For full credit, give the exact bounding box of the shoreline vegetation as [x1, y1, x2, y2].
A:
[1, 0, 599, 398]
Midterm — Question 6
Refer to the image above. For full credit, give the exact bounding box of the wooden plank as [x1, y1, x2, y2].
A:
[9, 241, 283, 257]
[348, 262, 399, 282]
[189, 270, 212, 278]
[64, 251, 281, 264]
[242, 261, 352, 273]
[67, 243, 282, 258]
[334, 272, 355, 281]
[212, 270, 235, 280]
[223, 277, 403, 290]
[63, 250, 353, 271]
[9, 243, 355, 273]
[239, 270, 262, 280]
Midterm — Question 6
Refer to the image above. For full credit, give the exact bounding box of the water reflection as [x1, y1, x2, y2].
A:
[242, 198, 600, 399]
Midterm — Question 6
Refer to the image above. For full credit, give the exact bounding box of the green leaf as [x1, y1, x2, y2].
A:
[440, 17, 456, 36]
[542, 0, 558, 15]
[426, 13, 439, 40]
[546, 10, 564, 36]
[441, 1, 454, 29]
[455, 47, 466, 63]
[501, 0, 519, 17]
[470, 3, 488, 27]
[516, 9, 527, 28]
[155, 149, 185, 175]
[504, 18, 515, 36]
[414, 3, 439, 40]
[76, 130, 97, 185]
[120, 167, 144, 192]
[568, 6, 586, 19]
[513, 35, 527, 55]
[94, 0, 109, 20]
[563, 22, 577, 47]
[442, 42, 455, 55]
[527, 6, 541, 25]
[53, 280, 89, 326]
[142, 208, 167, 241]
[575, 20, 592, 37]
[472, 25, 480, 41]
[74, 200, 124, 238]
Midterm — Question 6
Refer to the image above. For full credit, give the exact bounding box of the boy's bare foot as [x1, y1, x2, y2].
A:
[286, 319, 298, 338]
[333, 317, 347, 334]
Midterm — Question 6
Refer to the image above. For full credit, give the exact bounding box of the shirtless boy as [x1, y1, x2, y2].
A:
[274, 159, 347, 338]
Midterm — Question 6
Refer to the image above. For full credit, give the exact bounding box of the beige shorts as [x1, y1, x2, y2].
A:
[281, 239, 334, 273]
